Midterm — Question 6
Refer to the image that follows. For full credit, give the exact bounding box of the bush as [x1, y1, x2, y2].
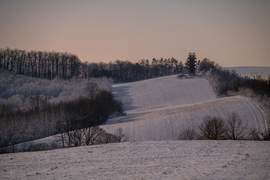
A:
[84, 126, 106, 146]
[198, 116, 227, 140]
[249, 128, 270, 141]
[206, 67, 270, 97]
[178, 128, 197, 140]
[114, 127, 127, 142]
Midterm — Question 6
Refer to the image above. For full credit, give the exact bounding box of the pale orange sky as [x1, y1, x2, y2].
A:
[0, 0, 270, 67]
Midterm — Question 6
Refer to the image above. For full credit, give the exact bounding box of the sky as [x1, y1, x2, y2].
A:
[0, 0, 270, 67]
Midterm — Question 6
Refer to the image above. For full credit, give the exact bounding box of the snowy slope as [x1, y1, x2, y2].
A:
[112, 75, 215, 112]
[104, 96, 266, 141]
[104, 75, 267, 141]
[1, 140, 269, 180]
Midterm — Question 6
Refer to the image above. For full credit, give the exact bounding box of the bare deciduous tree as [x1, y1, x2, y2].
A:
[198, 116, 227, 140]
[84, 126, 105, 145]
[226, 112, 246, 140]
[55, 120, 66, 148]
[249, 128, 263, 140]
[27, 95, 48, 111]
[178, 127, 197, 140]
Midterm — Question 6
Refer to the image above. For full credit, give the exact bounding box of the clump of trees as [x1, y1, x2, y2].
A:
[0, 82, 124, 152]
[206, 67, 270, 97]
[0, 127, 126, 153]
[205, 67, 270, 130]
[0, 47, 80, 79]
[0, 71, 113, 110]
[197, 58, 220, 72]
[54, 125, 126, 149]
[179, 113, 270, 141]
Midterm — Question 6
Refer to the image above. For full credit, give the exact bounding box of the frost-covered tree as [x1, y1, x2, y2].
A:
[84, 82, 99, 100]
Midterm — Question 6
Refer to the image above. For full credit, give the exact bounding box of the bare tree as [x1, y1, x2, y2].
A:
[55, 120, 66, 148]
[249, 128, 270, 141]
[226, 112, 246, 140]
[69, 129, 83, 147]
[249, 128, 263, 140]
[27, 95, 48, 112]
[178, 127, 197, 140]
[198, 116, 227, 140]
[84, 126, 105, 145]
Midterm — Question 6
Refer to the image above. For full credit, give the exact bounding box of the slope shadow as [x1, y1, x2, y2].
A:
[112, 85, 137, 111]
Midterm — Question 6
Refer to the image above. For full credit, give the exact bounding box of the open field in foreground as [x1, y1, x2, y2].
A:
[1, 140, 269, 180]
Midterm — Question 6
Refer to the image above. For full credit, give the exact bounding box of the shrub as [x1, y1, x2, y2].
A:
[178, 128, 197, 140]
[249, 128, 270, 141]
[114, 127, 127, 142]
[198, 116, 227, 140]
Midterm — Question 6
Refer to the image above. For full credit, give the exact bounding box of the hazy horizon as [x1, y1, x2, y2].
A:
[1, 0, 270, 67]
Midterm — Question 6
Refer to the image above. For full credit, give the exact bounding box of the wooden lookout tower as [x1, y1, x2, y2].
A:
[187, 52, 197, 76]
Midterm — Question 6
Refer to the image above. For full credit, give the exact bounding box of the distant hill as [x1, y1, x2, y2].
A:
[224, 66, 270, 77]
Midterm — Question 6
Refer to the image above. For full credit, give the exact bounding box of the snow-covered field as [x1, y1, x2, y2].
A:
[103, 75, 267, 140]
[104, 96, 266, 141]
[1, 140, 269, 179]
[112, 75, 215, 112]
[1, 74, 269, 179]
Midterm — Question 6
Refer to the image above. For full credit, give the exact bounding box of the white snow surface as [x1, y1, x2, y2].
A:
[103, 75, 267, 140]
[1, 141, 270, 179]
[112, 75, 215, 112]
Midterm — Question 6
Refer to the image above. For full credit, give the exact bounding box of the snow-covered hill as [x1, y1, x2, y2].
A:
[2, 74, 269, 179]
[103, 75, 267, 140]
[112, 75, 215, 111]
[1, 140, 269, 179]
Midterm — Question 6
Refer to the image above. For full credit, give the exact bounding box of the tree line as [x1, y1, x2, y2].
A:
[206, 67, 270, 97]
[0, 47, 80, 79]
[81, 58, 186, 83]
[179, 113, 270, 141]
[0, 47, 195, 82]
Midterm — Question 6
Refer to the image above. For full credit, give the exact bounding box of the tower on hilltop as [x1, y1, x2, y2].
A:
[187, 52, 197, 76]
